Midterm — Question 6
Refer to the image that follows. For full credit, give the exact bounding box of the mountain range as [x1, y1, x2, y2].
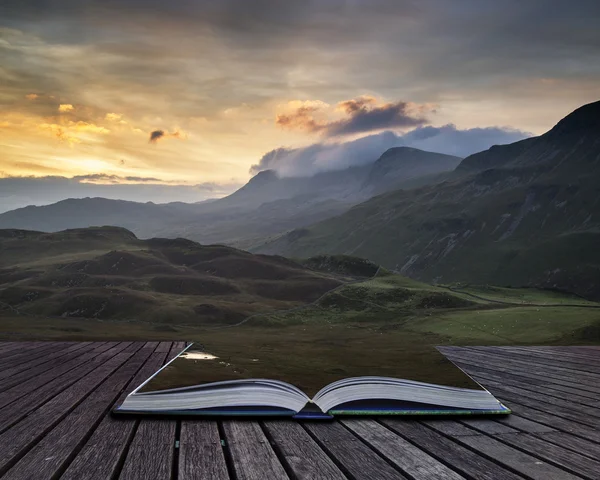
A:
[255, 100, 600, 299]
[0, 148, 460, 249]
[1, 100, 599, 299]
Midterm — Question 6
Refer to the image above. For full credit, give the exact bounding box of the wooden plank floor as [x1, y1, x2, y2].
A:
[0, 343, 598, 479]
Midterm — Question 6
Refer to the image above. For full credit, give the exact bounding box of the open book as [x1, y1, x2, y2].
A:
[114, 343, 510, 419]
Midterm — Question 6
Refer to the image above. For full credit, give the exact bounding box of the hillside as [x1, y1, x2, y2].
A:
[0, 147, 460, 249]
[254, 100, 600, 300]
[0, 227, 344, 327]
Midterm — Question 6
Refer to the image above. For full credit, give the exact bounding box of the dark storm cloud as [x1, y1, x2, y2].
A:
[326, 100, 429, 137]
[149, 130, 164, 143]
[250, 126, 531, 177]
[276, 98, 430, 137]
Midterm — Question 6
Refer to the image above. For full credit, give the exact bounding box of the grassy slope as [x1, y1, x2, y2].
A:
[0, 227, 344, 327]
[2, 233, 598, 352]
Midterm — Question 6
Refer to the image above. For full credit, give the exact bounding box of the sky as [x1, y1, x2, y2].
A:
[1, 0, 600, 210]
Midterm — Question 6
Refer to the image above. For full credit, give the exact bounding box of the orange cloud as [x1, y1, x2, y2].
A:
[275, 105, 325, 133]
[58, 104, 74, 113]
[276, 96, 432, 137]
[105, 112, 123, 121]
[25, 93, 39, 100]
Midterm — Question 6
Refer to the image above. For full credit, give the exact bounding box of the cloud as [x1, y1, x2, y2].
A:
[149, 129, 186, 143]
[105, 112, 123, 121]
[276, 96, 431, 137]
[58, 104, 74, 113]
[0, 174, 242, 213]
[25, 93, 39, 100]
[149, 130, 164, 143]
[251, 125, 532, 177]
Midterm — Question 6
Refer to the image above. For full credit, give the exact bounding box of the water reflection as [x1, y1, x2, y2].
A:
[182, 351, 218, 360]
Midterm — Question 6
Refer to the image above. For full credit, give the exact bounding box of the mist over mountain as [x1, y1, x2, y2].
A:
[0, 146, 459, 249]
[251, 125, 530, 177]
[254, 100, 600, 299]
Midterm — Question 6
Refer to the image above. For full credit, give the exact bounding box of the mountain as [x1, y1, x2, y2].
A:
[254, 100, 600, 300]
[0, 226, 344, 326]
[0, 147, 460, 249]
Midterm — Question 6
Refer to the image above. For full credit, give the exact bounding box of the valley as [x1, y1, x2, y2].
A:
[2, 230, 599, 352]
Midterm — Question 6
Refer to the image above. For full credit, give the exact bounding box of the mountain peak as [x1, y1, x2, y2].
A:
[248, 169, 279, 185]
[547, 99, 600, 137]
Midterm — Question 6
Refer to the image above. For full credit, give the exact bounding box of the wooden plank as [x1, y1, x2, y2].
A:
[305, 421, 407, 479]
[0, 342, 109, 410]
[0, 342, 139, 475]
[458, 418, 519, 435]
[494, 397, 600, 444]
[449, 433, 581, 480]
[60, 344, 170, 480]
[179, 420, 230, 480]
[494, 414, 555, 434]
[448, 348, 600, 383]
[0, 342, 101, 391]
[419, 420, 482, 437]
[483, 384, 600, 428]
[2, 343, 156, 480]
[0, 342, 36, 356]
[118, 342, 183, 480]
[0, 342, 71, 375]
[223, 420, 289, 480]
[538, 432, 600, 460]
[466, 346, 600, 374]
[382, 419, 523, 480]
[0, 341, 60, 363]
[342, 419, 465, 480]
[0, 342, 127, 433]
[262, 420, 345, 480]
[491, 433, 600, 480]
[469, 374, 600, 419]
[459, 362, 600, 402]
[119, 419, 176, 480]
[493, 346, 600, 364]
[444, 350, 600, 395]
[471, 369, 600, 408]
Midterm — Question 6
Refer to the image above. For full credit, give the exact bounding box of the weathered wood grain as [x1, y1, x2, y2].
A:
[444, 348, 600, 387]
[458, 363, 600, 401]
[305, 421, 407, 479]
[492, 432, 600, 480]
[2, 343, 156, 480]
[179, 420, 229, 480]
[494, 397, 600, 443]
[342, 419, 465, 480]
[538, 431, 600, 460]
[263, 420, 345, 480]
[426, 423, 581, 480]
[0, 341, 109, 410]
[119, 419, 177, 480]
[60, 343, 169, 480]
[0, 342, 139, 475]
[118, 342, 185, 480]
[223, 420, 289, 480]
[0, 342, 126, 433]
[1, 343, 599, 480]
[382, 419, 523, 480]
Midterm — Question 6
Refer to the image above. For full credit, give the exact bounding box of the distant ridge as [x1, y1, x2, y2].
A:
[253, 100, 600, 300]
[0, 147, 460, 249]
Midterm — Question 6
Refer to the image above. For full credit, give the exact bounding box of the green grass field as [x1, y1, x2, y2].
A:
[2, 269, 599, 350]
